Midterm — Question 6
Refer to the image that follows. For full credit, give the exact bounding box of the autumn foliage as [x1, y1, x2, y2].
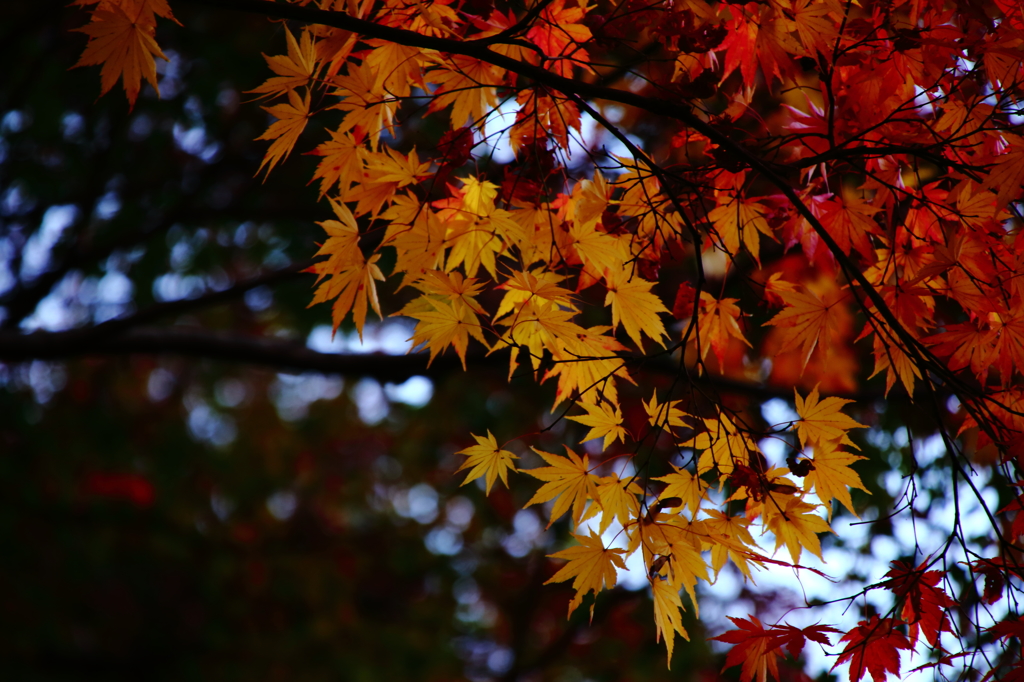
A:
[71, 0, 1024, 678]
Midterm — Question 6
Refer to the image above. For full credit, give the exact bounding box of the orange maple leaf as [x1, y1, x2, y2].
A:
[73, 4, 167, 107]
[765, 286, 848, 369]
[256, 89, 311, 177]
[524, 0, 593, 78]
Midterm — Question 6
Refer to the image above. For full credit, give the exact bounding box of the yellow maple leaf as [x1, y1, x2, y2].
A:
[524, 446, 601, 528]
[456, 431, 518, 494]
[793, 386, 866, 449]
[413, 270, 487, 316]
[652, 576, 689, 667]
[494, 269, 576, 320]
[365, 40, 427, 100]
[643, 391, 689, 430]
[869, 332, 922, 397]
[642, 518, 710, 615]
[570, 220, 630, 274]
[256, 88, 310, 177]
[396, 295, 488, 369]
[545, 530, 626, 617]
[654, 465, 709, 517]
[310, 252, 384, 339]
[702, 510, 761, 580]
[364, 146, 431, 187]
[583, 473, 642, 534]
[680, 413, 753, 479]
[73, 5, 167, 107]
[381, 196, 447, 286]
[604, 268, 668, 349]
[764, 496, 830, 563]
[496, 300, 587, 377]
[567, 401, 627, 450]
[546, 325, 631, 407]
[802, 439, 869, 518]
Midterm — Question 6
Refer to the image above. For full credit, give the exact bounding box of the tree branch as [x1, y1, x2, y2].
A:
[0, 324, 885, 400]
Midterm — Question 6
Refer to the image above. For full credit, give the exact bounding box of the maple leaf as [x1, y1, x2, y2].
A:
[681, 413, 754, 479]
[695, 292, 751, 366]
[820, 193, 882, 259]
[310, 252, 384, 339]
[456, 431, 518, 494]
[793, 386, 866, 449]
[496, 299, 588, 377]
[567, 401, 627, 450]
[714, 616, 839, 682]
[546, 325, 632, 406]
[603, 268, 669, 349]
[569, 219, 630, 275]
[764, 496, 830, 563]
[73, 4, 167, 107]
[643, 392, 689, 431]
[248, 27, 317, 99]
[587, 473, 641, 534]
[793, 0, 840, 55]
[256, 89, 311, 177]
[331, 61, 397, 146]
[397, 294, 488, 369]
[426, 55, 502, 128]
[833, 616, 912, 682]
[802, 439, 869, 518]
[765, 287, 847, 369]
[525, 0, 593, 78]
[982, 136, 1024, 211]
[545, 530, 626, 617]
[524, 446, 600, 528]
[494, 270, 577, 320]
[869, 331, 922, 397]
[314, 197, 363, 273]
[884, 560, 955, 646]
[653, 465, 708, 517]
[651, 576, 689, 667]
[702, 510, 762, 579]
[708, 195, 775, 261]
[310, 128, 364, 196]
[989, 615, 1024, 649]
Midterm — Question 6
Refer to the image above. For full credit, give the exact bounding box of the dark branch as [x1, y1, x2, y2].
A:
[0, 324, 884, 401]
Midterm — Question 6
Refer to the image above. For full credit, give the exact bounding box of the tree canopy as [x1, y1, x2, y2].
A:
[2, 0, 1024, 679]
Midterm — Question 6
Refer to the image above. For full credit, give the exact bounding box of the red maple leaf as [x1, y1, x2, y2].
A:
[883, 560, 955, 645]
[990, 615, 1024, 652]
[714, 616, 838, 682]
[833, 616, 911, 682]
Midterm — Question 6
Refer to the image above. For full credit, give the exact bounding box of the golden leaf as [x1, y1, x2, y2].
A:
[545, 530, 626, 617]
[524, 446, 600, 528]
[456, 431, 518, 494]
